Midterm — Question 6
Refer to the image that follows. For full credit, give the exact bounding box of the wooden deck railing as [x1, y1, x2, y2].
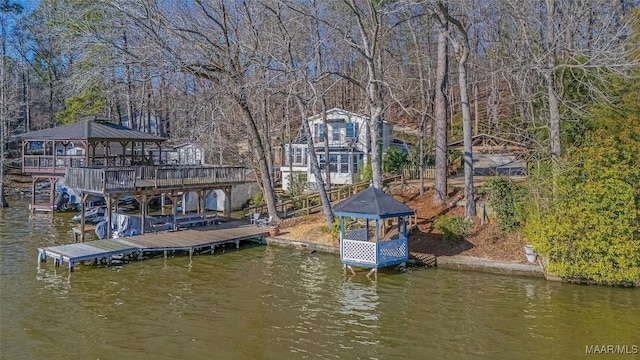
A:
[23, 155, 86, 175]
[65, 166, 247, 194]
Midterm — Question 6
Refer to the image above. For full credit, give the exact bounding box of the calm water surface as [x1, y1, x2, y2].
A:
[1, 194, 638, 360]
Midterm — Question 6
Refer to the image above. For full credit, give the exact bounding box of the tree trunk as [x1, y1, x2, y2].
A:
[295, 97, 334, 227]
[433, 10, 449, 205]
[458, 47, 475, 219]
[546, 0, 561, 161]
[1, 16, 8, 208]
[237, 93, 280, 223]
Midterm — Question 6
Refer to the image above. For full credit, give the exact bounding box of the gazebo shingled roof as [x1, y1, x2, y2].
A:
[20, 116, 165, 142]
[334, 186, 415, 219]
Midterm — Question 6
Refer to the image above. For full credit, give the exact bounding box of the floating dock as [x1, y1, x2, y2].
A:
[38, 221, 268, 271]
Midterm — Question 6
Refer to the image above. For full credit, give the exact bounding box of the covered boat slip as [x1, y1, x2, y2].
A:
[38, 220, 268, 271]
[67, 165, 247, 241]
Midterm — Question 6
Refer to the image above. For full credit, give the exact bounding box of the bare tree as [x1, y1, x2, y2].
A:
[433, 3, 449, 206]
[433, 1, 475, 218]
[260, 1, 336, 226]
[332, 0, 387, 189]
[1, 0, 24, 208]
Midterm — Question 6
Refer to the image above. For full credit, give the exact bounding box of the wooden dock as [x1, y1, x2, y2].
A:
[38, 221, 269, 271]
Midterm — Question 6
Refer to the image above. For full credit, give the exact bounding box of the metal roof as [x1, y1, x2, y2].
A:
[334, 186, 415, 219]
[19, 116, 166, 142]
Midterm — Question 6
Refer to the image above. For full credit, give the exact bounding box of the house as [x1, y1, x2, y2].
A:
[275, 108, 397, 191]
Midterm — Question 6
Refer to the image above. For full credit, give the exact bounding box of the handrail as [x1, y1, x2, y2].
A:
[64, 166, 247, 194]
[242, 174, 403, 219]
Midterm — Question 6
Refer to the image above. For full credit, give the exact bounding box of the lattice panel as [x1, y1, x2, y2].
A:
[378, 239, 408, 262]
[343, 240, 376, 264]
[344, 228, 368, 242]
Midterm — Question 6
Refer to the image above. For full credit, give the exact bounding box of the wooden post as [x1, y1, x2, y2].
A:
[172, 194, 178, 231]
[106, 196, 112, 239]
[80, 193, 87, 242]
[198, 190, 204, 218]
[140, 194, 148, 234]
[224, 187, 232, 221]
[30, 177, 36, 213]
[49, 177, 59, 210]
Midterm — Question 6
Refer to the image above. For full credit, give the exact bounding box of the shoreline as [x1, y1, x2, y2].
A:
[266, 236, 544, 278]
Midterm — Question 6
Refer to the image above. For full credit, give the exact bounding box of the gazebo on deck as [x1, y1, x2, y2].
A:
[334, 186, 415, 279]
[20, 115, 166, 211]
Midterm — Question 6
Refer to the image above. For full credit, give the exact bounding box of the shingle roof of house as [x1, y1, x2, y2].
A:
[20, 116, 166, 142]
[334, 186, 415, 219]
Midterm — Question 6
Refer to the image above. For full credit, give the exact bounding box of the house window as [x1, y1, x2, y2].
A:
[332, 124, 341, 141]
[314, 123, 324, 143]
[294, 148, 303, 164]
[352, 154, 359, 173]
[318, 154, 326, 170]
[346, 123, 358, 139]
[329, 154, 338, 172]
[340, 154, 349, 173]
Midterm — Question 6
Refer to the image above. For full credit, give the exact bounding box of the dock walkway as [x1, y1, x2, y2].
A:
[38, 221, 268, 271]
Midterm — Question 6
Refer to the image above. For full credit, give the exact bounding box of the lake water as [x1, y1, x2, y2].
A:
[1, 194, 638, 359]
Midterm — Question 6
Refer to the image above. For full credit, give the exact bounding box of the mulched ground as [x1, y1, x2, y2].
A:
[279, 184, 527, 263]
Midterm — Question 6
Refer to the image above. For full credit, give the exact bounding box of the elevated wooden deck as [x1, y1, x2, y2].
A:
[38, 221, 268, 271]
[65, 165, 247, 196]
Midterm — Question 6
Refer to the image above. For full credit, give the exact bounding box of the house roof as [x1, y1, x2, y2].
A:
[19, 116, 166, 143]
[334, 186, 415, 219]
[306, 108, 368, 122]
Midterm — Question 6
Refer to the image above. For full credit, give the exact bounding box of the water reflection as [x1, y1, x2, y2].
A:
[35, 268, 72, 294]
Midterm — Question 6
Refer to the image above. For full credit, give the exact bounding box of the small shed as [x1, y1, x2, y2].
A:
[334, 186, 415, 279]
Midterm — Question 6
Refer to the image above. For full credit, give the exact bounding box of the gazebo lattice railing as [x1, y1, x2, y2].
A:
[341, 226, 409, 267]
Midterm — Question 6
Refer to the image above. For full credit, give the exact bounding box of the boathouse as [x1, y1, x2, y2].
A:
[20, 116, 250, 241]
[334, 186, 415, 278]
[20, 115, 166, 211]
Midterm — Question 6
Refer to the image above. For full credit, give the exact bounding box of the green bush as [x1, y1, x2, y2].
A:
[434, 215, 472, 243]
[483, 176, 528, 232]
[383, 148, 410, 173]
[250, 191, 264, 207]
[322, 217, 356, 241]
[407, 139, 436, 167]
[358, 159, 373, 183]
[525, 135, 640, 284]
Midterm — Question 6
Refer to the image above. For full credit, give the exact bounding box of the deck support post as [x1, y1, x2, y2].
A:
[80, 193, 87, 242]
[139, 195, 148, 235]
[343, 264, 356, 276]
[30, 177, 37, 213]
[106, 196, 113, 239]
[197, 190, 204, 219]
[49, 177, 59, 210]
[366, 268, 377, 281]
[171, 193, 178, 231]
[223, 187, 232, 221]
